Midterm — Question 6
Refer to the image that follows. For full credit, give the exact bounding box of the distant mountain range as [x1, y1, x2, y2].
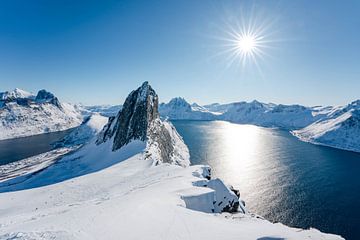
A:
[0, 88, 83, 140]
[158, 97, 360, 153]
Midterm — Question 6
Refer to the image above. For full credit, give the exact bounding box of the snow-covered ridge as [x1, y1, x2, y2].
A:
[0, 88, 83, 140]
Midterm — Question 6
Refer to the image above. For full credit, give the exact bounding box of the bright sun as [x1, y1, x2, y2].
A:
[237, 35, 256, 53]
[215, 7, 276, 70]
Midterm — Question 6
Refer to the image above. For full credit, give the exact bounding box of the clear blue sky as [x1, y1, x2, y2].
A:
[0, 0, 359, 106]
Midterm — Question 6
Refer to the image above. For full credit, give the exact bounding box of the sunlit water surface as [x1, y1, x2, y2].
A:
[0, 129, 74, 165]
[172, 120, 360, 240]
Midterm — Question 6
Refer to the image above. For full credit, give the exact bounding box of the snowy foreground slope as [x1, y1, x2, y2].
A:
[160, 97, 360, 152]
[0, 89, 83, 140]
[0, 82, 343, 240]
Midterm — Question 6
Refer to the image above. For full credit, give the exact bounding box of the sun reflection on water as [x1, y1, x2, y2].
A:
[172, 120, 360, 239]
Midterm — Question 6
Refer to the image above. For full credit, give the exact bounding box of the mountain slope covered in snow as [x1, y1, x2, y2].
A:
[293, 100, 360, 152]
[0, 83, 343, 240]
[0, 89, 83, 140]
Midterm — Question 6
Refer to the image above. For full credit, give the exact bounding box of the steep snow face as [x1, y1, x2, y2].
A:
[0, 89, 83, 140]
[293, 101, 360, 152]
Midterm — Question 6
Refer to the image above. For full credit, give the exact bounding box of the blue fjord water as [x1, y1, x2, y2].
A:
[172, 120, 360, 240]
[0, 129, 73, 166]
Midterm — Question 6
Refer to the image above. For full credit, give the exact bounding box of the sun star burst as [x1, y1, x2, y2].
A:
[212, 7, 278, 71]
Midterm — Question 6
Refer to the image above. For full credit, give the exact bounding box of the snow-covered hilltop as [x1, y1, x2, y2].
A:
[0, 82, 343, 240]
[160, 97, 360, 152]
[0, 88, 83, 140]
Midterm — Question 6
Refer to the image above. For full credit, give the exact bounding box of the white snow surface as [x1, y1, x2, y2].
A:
[55, 114, 108, 147]
[0, 139, 343, 240]
[0, 100, 83, 140]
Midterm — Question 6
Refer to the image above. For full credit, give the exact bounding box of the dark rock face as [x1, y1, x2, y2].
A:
[97, 82, 159, 151]
[35, 90, 62, 109]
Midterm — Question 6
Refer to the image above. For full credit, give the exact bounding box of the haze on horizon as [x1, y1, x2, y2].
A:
[0, 0, 359, 107]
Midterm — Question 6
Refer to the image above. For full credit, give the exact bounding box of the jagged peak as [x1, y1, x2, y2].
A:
[97, 81, 159, 150]
[36, 89, 56, 100]
[96, 82, 190, 166]
[35, 89, 62, 109]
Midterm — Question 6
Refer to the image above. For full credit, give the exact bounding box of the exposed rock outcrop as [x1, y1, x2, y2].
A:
[97, 82, 190, 166]
[35, 89, 62, 109]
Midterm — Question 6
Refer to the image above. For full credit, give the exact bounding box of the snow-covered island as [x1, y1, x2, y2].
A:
[0, 82, 343, 240]
[0, 88, 83, 140]
[159, 97, 360, 153]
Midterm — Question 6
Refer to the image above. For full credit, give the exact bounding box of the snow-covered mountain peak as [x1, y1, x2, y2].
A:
[347, 99, 360, 110]
[35, 89, 62, 109]
[167, 97, 192, 109]
[97, 81, 159, 150]
[97, 82, 189, 166]
[0, 88, 35, 101]
[0, 88, 63, 109]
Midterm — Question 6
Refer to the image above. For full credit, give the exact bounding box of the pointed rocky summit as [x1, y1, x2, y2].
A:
[97, 81, 189, 166]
